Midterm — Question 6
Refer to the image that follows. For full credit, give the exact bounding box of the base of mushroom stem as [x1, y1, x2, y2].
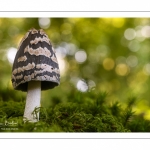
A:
[23, 81, 41, 122]
[23, 107, 40, 123]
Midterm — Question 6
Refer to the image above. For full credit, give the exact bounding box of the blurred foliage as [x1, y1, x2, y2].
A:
[0, 18, 150, 132]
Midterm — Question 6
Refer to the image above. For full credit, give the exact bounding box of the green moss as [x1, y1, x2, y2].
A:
[0, 91, 149, 132]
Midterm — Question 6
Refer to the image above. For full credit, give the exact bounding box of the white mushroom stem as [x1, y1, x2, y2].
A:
[23, 81, 41, 122]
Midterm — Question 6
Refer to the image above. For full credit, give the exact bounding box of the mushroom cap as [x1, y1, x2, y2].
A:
[11, 28, 60, 92]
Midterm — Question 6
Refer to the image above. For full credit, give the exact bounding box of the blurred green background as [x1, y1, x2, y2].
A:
[0, 18, 150, 119]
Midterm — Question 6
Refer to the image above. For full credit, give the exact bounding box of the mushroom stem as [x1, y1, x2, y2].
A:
[23, 81, 41, 122]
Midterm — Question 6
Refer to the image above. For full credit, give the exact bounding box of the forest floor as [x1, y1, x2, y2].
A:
[0, 90, 150, 132]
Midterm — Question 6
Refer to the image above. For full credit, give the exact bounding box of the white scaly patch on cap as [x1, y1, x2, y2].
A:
[17, 29, 39, 50]
[39, 29, 47, 36]
[12, 63, 59, 77]
[15, 74, 23, 80]
[12, 74, 58, 88]
[17, 56, 27, 62]
[35, 75, 57, 81]
[30, 36, 51, 45]
[52, 47, 56, 53]
[12, 62, 35, 75]
[34, 64, 60, 76]
[22, 62, 35, 71]
[11, 74, 16, 80]
[51, 54, 58, 63]
[24, 73, 34, 81]
[24, 45, 51, 58]
[31, 28, 38, 34]
[12, 74, 23, 81]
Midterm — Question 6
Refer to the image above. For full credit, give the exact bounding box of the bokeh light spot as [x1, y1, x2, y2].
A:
[143, 63, 150, 75]
[55, 47, 68, 75]
[115, 63, 130, 76]
[60, 23, 72, 35]
[116, 56, 126, 64]
[60, 42, 77, 56]
[57, 57, 67, 75]
[103, 58, 115, 70]
[112, 18, 125, 28]
[135, 27, 145, 42]
[8, 26, 19, 37]
[124, 28, 136, 40]
[7, 47, 17, 64]
[55, 46, 67, 58]
[88, 80, 96, 90]
[75, 50, 87, 63]
[76, 79, 88, 92]
[70, 76, 79, 86]
[141, 26, 150, 38]
[128, 40, 140, 52]
[126, 55, 138, 67]
[38, 18, 51, 29]
[96, 45, 109, 57]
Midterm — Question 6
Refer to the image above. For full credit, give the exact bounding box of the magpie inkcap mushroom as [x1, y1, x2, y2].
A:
[11, 28, 60, 122]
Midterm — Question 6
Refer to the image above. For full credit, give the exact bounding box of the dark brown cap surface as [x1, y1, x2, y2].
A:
[11, 28, 60, 91]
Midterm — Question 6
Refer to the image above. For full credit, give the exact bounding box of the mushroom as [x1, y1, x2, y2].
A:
[11, 28, 60, 122]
